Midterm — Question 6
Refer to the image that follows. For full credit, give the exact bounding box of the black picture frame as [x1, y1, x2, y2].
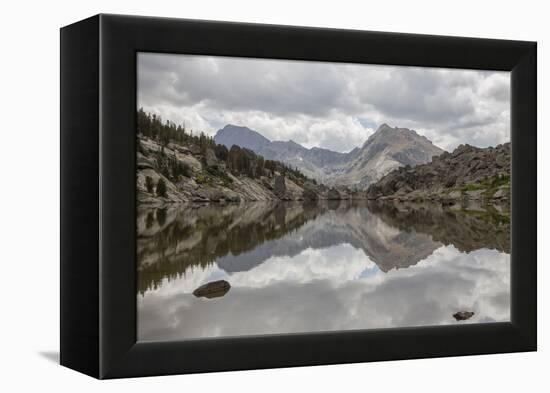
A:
[60, 14, 537, 379]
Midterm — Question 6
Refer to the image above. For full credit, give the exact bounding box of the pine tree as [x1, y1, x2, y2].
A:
[156, 178, 167, 197]
[145, 176, 154, 193]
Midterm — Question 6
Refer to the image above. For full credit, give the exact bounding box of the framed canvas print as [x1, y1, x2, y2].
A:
[60, 14, 536, 379]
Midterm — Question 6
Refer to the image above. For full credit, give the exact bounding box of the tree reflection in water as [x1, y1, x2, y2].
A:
[136, 200, 510, 340]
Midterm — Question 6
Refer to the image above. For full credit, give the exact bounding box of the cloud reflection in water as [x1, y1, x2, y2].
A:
[138, 202, 510, 342]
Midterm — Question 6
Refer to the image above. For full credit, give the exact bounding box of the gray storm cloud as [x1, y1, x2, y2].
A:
[138, 53, 510, 152]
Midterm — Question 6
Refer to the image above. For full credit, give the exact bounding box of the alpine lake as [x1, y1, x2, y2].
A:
[137, 199, 510, 341]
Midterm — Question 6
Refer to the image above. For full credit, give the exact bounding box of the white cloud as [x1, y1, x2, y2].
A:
[138, 53, 510, 152]
[228, 244, 373, 288]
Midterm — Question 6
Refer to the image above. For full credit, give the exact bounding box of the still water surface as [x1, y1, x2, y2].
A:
[137, 200, 510, 341]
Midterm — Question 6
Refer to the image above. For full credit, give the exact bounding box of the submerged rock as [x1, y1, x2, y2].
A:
[193, 280, 231, 299]
[453, 311, 475, 321]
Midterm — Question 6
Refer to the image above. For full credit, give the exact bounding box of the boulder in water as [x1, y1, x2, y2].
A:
[193, 280, 231, 299]
[453, 311, 474, 321]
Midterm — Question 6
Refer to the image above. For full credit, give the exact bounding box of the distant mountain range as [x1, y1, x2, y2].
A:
[214, 123, 444, 189]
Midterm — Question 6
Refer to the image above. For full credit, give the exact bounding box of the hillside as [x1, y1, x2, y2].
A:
[214, 124, 353, 180]
[366, 142, 510, 203]
[333, 124, 444, 188]
[136, 110, 356, 205]
[214, 123, 444, 189]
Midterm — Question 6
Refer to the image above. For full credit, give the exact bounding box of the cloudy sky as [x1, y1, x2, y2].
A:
[138, 53, 510, 153]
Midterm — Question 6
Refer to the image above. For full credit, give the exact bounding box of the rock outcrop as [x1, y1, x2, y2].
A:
[302, 188, 319, 201]
[273, 175, 287, 198]
[366, 142, 510, 203]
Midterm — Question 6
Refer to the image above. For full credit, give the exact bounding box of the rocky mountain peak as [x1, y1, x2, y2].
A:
[215, 124, 271, 150]
[336, 124, 445, 188]
[365, 124, 426, 148]
[372, 123, 422, 138]
[287, 140, 302, 148]
[376, 123, 392, 132]
[214, 123, 444, 190]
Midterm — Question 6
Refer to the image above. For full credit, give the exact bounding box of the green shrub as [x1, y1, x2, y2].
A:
[205, 166, 233, 185]
[195, 173, 209, 185]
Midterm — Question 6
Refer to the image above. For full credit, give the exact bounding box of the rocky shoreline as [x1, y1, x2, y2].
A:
[137, 125, 511, 208]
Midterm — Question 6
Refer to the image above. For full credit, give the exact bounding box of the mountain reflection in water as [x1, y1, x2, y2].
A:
[137, 200, 510, 341]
